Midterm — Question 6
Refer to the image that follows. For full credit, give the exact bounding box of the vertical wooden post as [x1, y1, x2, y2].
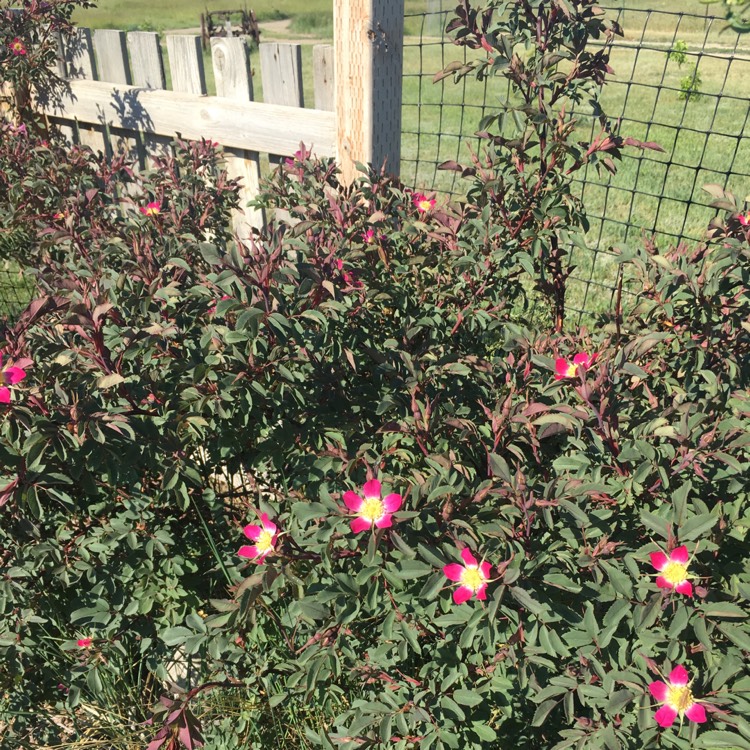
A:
[334, 0, 404, 184]
[166, 35, 207, 96]
[211, 36, 264, 236]
[92, 29, 131, 85]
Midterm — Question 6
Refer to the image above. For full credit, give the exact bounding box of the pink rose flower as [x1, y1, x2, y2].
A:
[412, 192, 436, 213]
[0, 353, 26, 404]
[9, 37, 27, 56]
[650, 545, 693, 597]
[443, 548, 492, 604]
[739, 213, 750, 227]
[555, 352, 594, 380]
[76, 638, 93, 648]
[343, 479, 402, 533]
[649, 665, 707, 728]
[139, 201, 161, 216]
[238, 513, 278, 563]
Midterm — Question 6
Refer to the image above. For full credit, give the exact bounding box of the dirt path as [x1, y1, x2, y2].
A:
[166, 17, 329, 45]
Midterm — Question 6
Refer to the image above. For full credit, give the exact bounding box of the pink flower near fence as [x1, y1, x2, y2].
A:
[650, 545, 694, 597]
[343, 479, 402, 533]
[139, 201, 161, 216]
[0, 354, 26, 404]
[9, 37, 27, 56]
[443, 548, 492, 604]
[238, 513, 279, 563]
[555, 352, 595, 380]
[649, 665, 707, 728]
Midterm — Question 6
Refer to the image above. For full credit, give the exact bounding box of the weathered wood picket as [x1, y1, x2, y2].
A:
[33, 0, 405, 238]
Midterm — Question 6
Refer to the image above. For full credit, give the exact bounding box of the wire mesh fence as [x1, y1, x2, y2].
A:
[402, 1, 750, 318]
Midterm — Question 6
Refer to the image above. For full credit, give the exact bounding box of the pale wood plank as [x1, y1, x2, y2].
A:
[211, 36, 264, 235]
[64, 27, 97, 80]
[92, 29, 134, 159]
[127, 32, 166, 89]
[36, 79, 336, 158]
[65, 28, 103, 153]
[259, 43, 304, 107]
[334, 0, 404, 182]
[127, 31, 170, 168]
[313, 44, 335, 112]
[92, 29, 131, 84]
[166, 35, 207, 96]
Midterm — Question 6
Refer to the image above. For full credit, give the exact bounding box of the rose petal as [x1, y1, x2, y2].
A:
[685, 703, 707, 723]
[573, 352, 590, 366]
[0, 387, 10, 404]
[650, 551, 668, 571]
[453, 586, 473, 605]
[362, 479, 381, 499]
[655, 575, 673, 590]
[475, 583, 488, 600]
[668, 665, 690, 687]
[675, 580, 693, 597]
[343, 491, 363, 512]
[243, 524, 261, 542]
[480, 561, 492, 579]
[654, 705, 678, 728]
[260, 514, 277, 534]
[649, 681, 669, 702]
[350, 516, 372, 534]
[375, 514, 392, 529]
[3, 366, 25, 384]
[382, 493, 402, 513]
[443, 563, 465, 582]
[460, 548, 478, 567]
[555, 358, 571, 377]
[670, 546, 690, 565]
[238, 544, 259, 559]
[255, 549, 272, 563]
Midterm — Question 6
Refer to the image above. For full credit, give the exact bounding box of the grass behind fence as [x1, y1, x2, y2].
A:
[402, 3, 750, 316]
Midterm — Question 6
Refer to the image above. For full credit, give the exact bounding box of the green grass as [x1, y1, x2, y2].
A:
[72, 0, 430, 31]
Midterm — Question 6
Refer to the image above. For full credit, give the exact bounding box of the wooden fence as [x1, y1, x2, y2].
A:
[35, 0, 405, 236]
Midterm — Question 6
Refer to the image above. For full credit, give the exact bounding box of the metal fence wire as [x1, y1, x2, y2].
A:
[402, 1, 750, 317]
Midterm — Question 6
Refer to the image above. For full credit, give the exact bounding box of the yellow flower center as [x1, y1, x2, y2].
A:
[146, 206, 160, 215]
[418, 200, 432, 212]
[666, 685, 694, 713]
[13, 42, 23, 52]
[256, 529, 274, 554]
[360, 496, 384, 523]
[662, 561, 688, 586]
[460, 566, 486, 592]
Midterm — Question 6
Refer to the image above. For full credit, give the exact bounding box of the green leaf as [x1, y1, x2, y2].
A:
[394, 559, 434, 579]
[452, 689, 483, 707]
[693, 730, 750, 750]
[607, 689, 635, 714]
[679, 513, 719, 541]
[532, 699, 558, 727]
[160, 627, 194, 646]
[472, 723, 497, 742]
[702, 603, 747, 619]
[97, 373, 125, 389]
[510, 586, 546, 617]
[292, 501, 328, 524]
